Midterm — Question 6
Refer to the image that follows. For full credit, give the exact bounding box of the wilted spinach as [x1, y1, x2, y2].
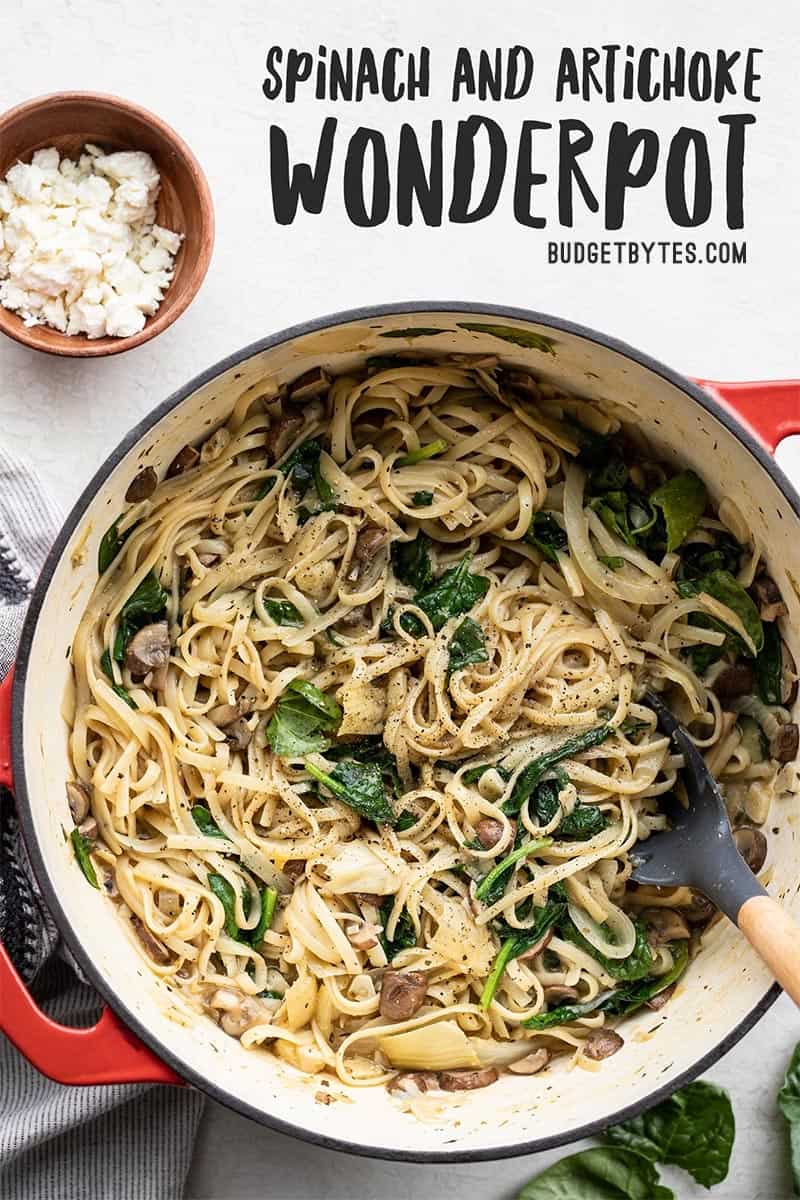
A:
[305, 758, 396, 826]
[649, 471, 707, 552]
[113, 571, 169, 662]
[263, 599, 304, 627]
[755, 621, 784, 705]
[447, 616, 488, 680]
[391, 532, 433, 590]
[266, 679, 342, 757]
[70, 828, 99, 889]
[379, 899, 417, 959]
[504, 724, 614, 815]
[677, 568, 765, 664]
[396, 439, 448, 467]
[523, 512, 569, 563]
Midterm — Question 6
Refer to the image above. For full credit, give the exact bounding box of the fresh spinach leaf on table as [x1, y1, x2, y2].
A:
[606, 1079, 734, 1188]
[778, 1040, 800, 1195]
[517, 1146, 674, 1200]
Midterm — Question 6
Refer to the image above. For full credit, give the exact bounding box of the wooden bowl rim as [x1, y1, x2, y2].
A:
[0, 90, 215, 358]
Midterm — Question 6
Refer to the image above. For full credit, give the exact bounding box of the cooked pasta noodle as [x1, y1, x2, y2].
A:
[67, 353, 797, 1091]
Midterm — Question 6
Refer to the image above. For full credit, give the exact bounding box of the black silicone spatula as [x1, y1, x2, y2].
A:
[630, 691, 800, 1005]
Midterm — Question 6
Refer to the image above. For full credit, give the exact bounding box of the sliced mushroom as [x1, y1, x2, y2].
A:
[685, 891, 716, 925]
[517, 930, 554, 962]
[197, 553, 219, 568]
[208, 701, 243, 726]
[543, 985, 580, 1005]
[78, 816, 98, 845]
[503, 370, 540, 399]
[338, 604, 369, 629]
[770, 723, 799, 763]
[583, 1029, 624, 1060]
[288, 366, 330, 403]
[353, 892, 383, 908]
[145, 661, 169, 692]
[348, 526, 388, 580]
[130, 914, 170, 964]
[224, 718, 253, 751]
[220, 996, 266, 1038]
[125, 466, 158, 503]
[66, 779, 92, 825]
[438, 1067, 499, 1092]
[166, 444, 200, 478]
[474, 818, 506, 850]
[641, 907, 690, 946]
[646, 983, 677, 1011]
[283, 859, 306, 883]
[387, 1071, 440, 1096]
[752, 575, 788, 622]
[266, 414, 302, 460]
[379, 970, 428, 1021]
[124, 621, 170, 677]
[346, 920, 381, 951]
[734, 825, 768, 874]
[102, 871, 119, 898]
[713, 662, 754, 703]
[508, 1048, 551, 1075]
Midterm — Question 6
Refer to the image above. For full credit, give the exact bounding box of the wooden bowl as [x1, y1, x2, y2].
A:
[0, 92, 214, 357]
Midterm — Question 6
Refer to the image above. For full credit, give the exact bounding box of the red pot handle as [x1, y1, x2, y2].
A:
[694, 378, 800, 454]
[0, 669, 181, 1086]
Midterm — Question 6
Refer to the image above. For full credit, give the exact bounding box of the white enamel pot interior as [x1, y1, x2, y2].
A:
[13, 304, 800, 1161]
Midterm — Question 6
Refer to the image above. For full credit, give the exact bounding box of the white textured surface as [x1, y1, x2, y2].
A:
[1, 0, 799, 1196]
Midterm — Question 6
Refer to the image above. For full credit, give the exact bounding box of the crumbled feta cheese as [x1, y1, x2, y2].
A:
[0, 145, 183, 338]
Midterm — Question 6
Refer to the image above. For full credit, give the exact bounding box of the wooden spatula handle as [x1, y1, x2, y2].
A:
[737, 894, 800, 1006]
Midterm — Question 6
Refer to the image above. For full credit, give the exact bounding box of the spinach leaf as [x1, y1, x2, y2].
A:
[70, 828, 99, 889]
[474, 836, 552, 903]
[677, 568, 764, 656]
[598, 555, 624, 570]
[560, 917, 654, 982]
[590, 491, 657, 549]
[379, 899, 416, 959]
[208, 873, 241, 940]
[590, 455, 628, 492]
[523, 995, 611, 1030]
[266, 679, 342, 757]
[559, 804, 608, 840]
[305, 759, 396, 826]
[251, 886, 278, 945]
[606, 1080, 734, 1188]
[98, 516, 136, 574]
[462, 761, 512, 785]
[678, 534, 742, 581]
[601, 941, 689, 1016]
[504, 725, 614, 815]
[396, 439, 448, 467]
[412, 490, 434, 507]
[650, 471, 707, 552]
[113, 571, 169, 662]
[447, 617, 488, 680]
[391, 533, 433, 590]
[280, 437, 322, 498]
[404, 552, 489, 635]
[191, 805, 229, 840]
[457, 322, 557, 356]
[568, 420, 613, 468]
[523, 512, 568, 563]
[263, 599, 304, 627]
[778, 1041, 800, 1196]
[517, 1146, 674, 1200]
[380, 327, 447, 338]
[396, 809, 417, 832]
[481, 895, 568, 1008]
[100, 648, 138, 709]
[324, 736, 401, 797]
[755, 621, 784, 705]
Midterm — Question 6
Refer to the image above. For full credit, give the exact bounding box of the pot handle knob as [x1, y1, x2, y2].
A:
[695, 378, 800, 455]
[0, 669, 181, 1086]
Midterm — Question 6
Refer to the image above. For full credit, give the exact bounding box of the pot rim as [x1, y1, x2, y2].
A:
[11, 300, 791, 1162]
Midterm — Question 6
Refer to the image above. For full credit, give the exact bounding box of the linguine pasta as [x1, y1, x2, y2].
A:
[66, 353, 797, 1092]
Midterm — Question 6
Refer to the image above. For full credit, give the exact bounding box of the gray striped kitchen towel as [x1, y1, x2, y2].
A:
[0, 444, 204, 1200]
